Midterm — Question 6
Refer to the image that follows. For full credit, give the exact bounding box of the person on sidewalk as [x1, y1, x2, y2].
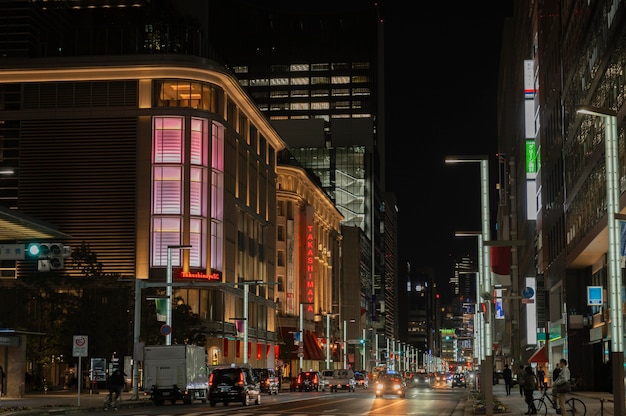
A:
[516, 364, 526, 397]
[106, 369, 125, 410]
[502, 364, 513, 396]
[523, 365, 538, 415]
[536, 366, 546, 390]
[552, 359, 571, 414]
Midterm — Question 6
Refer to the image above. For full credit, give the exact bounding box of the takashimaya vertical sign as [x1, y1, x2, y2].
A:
[302, 206, 315, 321]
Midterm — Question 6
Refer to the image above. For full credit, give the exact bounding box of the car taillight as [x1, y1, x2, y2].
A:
[313, 376, 318, 383]
[238, 372, 244, 386]
[209, 373, 214, 386]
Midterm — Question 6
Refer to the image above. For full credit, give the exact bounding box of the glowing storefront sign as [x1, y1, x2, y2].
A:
[303, 206, 315, 319]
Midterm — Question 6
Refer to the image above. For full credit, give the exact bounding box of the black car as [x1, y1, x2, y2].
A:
[289, 371, 321, 392]
[374, 371, 406, 398]
[252, 368, 279, 395]
[208, 365, 261, 406]
[451, 373, 467, 388]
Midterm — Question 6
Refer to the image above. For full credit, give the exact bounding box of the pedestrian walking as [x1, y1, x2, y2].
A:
[502, 364, 513, 395]
[516, 364, 526, 397]
[552, 363, 560, 387]
[536, 366, 546, 390]
[523, 365, 537, 414]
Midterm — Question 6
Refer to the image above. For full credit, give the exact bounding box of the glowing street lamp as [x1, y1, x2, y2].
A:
[576, 105, 624, 416]
[166, 245, 192, 346]
[446, 155, 493, 415]
[455, 231, 484, 366]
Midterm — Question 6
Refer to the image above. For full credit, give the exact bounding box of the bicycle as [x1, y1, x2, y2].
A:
[531, 387, 586, 415]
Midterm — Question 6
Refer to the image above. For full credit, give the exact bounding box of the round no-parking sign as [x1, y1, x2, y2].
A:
[73, 335, 88, 357]
[160, 324, 172, 336]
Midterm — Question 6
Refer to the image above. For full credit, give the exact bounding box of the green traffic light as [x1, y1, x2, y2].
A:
[27, 243, 41, 257]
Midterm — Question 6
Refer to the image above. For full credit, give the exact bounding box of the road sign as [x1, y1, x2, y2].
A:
[73, 335, 88, 357]
[160, 324, 172, 336]
[522, 287, 535, 298]
[0, 244, 25, 260]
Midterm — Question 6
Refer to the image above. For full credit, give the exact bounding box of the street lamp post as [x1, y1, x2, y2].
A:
[166, 245, 192, 346]
[446, 155, 493, 416]
[455, 231, 485, 369]
[343, 319, 347, 369]
[576, 105, 625, 416]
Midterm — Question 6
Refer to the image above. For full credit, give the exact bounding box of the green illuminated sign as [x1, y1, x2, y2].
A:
[526, 141, 537, 174]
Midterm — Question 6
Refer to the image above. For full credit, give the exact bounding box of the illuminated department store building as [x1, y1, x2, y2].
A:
[0, 52, 344, 375]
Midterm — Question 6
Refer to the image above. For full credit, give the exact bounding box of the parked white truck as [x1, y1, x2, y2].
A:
[143, 344, 209, 405]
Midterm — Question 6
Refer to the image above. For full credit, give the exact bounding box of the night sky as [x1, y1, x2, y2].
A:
[381, 3, 514, 301]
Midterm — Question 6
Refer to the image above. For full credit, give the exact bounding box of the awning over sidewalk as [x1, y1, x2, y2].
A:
[280, 327, 325, 361]
[528, 345, 548, 363]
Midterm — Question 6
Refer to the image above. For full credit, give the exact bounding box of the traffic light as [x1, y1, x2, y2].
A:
[26, 243, 72, 271]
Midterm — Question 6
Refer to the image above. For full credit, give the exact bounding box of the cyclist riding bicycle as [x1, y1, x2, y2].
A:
[106, 370, 125, 410]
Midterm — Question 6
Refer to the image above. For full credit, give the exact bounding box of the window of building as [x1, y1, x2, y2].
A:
[352, 62, 370, 70]
[311, 102, 330, 110]
[331, 76, 350, 84]
[270, 78, 289, 86]
[290, 63, 310, 71]
[351, 75, 369, 83]
[277, 250, 285, 267]
[312, 77, 330, 85]
[290, 102, 310, 110]
[332, 88, 350, 96]
[151, 116, 213, 269]
[290, 90, 309, 97]
[271, 64, 289, 72]
[211, 123, 225, 271]
[270, 90, 289, 98]
[277, 225, 285, 241]
[352, 87, 370, 96]
[311, 89, 329, 97]
[331, 63, 349, 70]
[232, 66, 248, 73]
[250, 78, 269, 86]
[311, 63, 329, 71]
[290, 77, 310, 86]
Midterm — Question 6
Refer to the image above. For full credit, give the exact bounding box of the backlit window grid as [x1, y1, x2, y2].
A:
[212, 123, 224, 171]
[189, 167, 207, 217]
[153, 116, 184, 163]
[211, 220, 223, 270]
[190, 117, 208, 166]
[189, 218, 205, 267]
[151, 217, 183, 266]
[153, 166, 183, 214]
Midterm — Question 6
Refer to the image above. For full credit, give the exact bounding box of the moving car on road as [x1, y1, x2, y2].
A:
[451, 373, 467, 388]
[252, 368, 279, 395]
[374, 370, 406, 398]
[290, 371, 321, 392]
[354, 371, 368, 389]
[208, 364, 261, 407]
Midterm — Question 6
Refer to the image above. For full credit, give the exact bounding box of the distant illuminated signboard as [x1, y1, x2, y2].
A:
[587, 286, 603, 306]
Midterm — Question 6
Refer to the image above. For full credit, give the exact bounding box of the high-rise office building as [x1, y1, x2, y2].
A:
[205, 1, 399, 369]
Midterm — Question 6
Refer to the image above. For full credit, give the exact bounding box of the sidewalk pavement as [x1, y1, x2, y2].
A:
[0, 389, 151, 415]
[467, 383, 616, 415]
[0, 384, 618, 415]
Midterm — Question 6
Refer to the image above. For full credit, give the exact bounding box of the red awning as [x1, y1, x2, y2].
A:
[280, 327, 325, 361]
[528, 346, 548, 364]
